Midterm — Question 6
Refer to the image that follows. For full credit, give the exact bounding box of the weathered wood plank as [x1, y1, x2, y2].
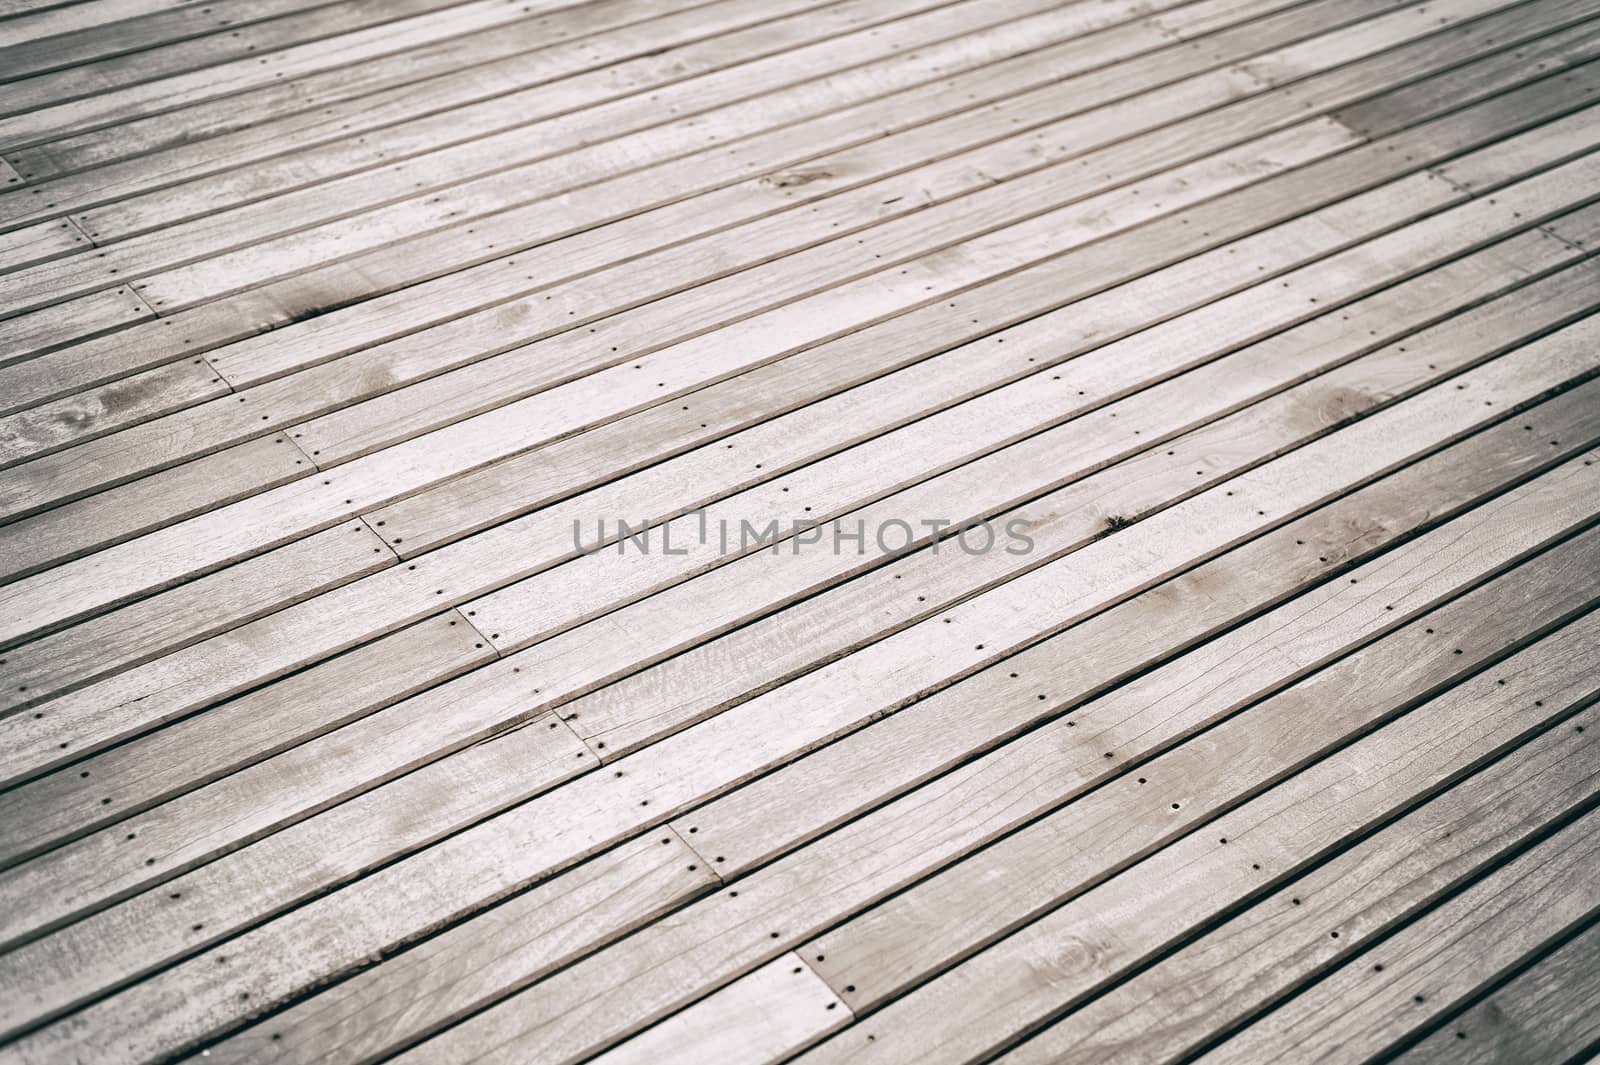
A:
[0, 0, 603, 150]
[196, 441, 1600, 1065]
[1193, 805, 1600, 1063]
[0, 356, 228, 466]
[0, 520, 393, 706]
[0, 215, 87, 271]
[0, 434, 306, 584]
[593, 954, 849, 1065]
[1387, 920, 1600, 1065]
[792, 644, 1600, 1065]
[4, 321, 1590, 1061]
[994, 706, 1600, 1065]
[0, 119, 1361, 637]
[396, 499, 1600, 1065]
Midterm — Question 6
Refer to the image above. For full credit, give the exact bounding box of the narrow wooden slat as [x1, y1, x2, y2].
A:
[791, 647, 1600, 1065]
[1193, 809, 1600, 1063]
[0, 519, 393, 705]
[4, 321, 1590, 1062]
[1388, 920, 1600, 1065]
[592, 954, 849, 1065]
[401, 508, 1600, 1065]
[0, 434, 306, 584]
[0, 0, 600, 149]
[0, 611, 495, 866]
[994, 710, 1600, 1065]
[199, 428, 1600, 1065]
[0, 357, 229, 466]
[0, 215, 87, 271]
[0, 284, 150, 370]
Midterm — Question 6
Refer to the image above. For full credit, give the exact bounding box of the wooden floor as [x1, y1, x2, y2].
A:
[0, 0, 1598, 1061]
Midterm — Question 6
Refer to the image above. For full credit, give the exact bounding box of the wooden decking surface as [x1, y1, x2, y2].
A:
[1, 0, 1599, 1061]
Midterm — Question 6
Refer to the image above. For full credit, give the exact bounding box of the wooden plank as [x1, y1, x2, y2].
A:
[0, 119, 1362, 627]
[0, 285, 150, 370]
[1388, 920, 1600, 1065]
[790, 646, 1600, 1065]
[670, 403, 1600, 879]
[995, 711, 1600, 1065]
[15, 277, 1595, 952]
[593, 954, 849, 1065]
[392, 504, 1600, 1065]
[0, 123, 1574, 787]
[0, 2, 1181, 397]
[460, 243, 1600, 662]
[0, 520, 393, 706]
[0, 43, 1274, 467]
[0, 0, 602, 150]
[0, 611, 494, 866]
[0, 0, 497, 100]
[0, 0, 796, 177]
[4, 327, 1591, 1061]
[203, 831, 721, 1065]
[1193, 808, 1600, 1063]
[793, 602, 1600, 1021]
[102, 0, 1527, 314]
[74, 0, 1074, 243]
[0, 434, 306, 584]
[0, 356, 229, 466]
[0, 215, 87, 271]
[1330, 19, 1600, 137]
[199, 448, 1600, 1065]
